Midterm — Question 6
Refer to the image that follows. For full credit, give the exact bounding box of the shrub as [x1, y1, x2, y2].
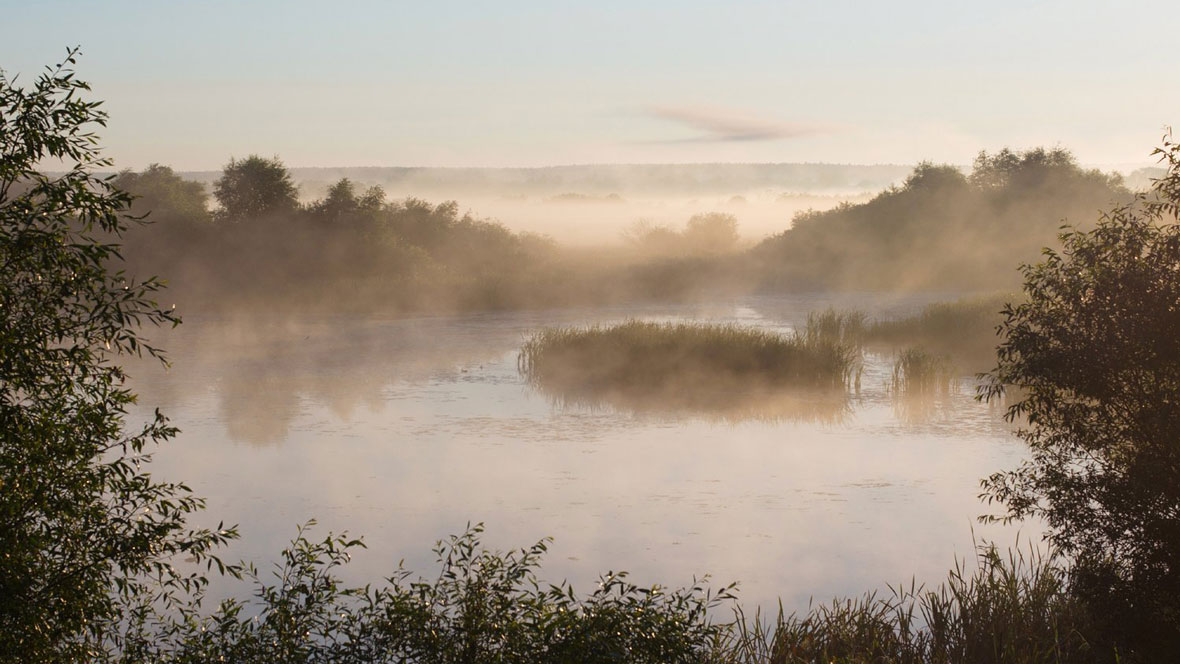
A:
[980, 133, 1180, 658]
[0, 49, 236, 662]
[131, 524, 736, 664]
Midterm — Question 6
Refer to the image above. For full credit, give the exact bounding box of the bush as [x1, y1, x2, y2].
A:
[130, 523, 736, 664]
[0, 49, 236, 662]
[754, 148, 1128, 291]
[980, 133, 1180, 658]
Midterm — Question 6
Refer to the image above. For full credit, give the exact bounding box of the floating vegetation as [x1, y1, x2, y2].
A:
[518, 320, 860, 422]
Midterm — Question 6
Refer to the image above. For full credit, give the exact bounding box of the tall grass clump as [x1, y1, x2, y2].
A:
[518, 320, 860, 418]
[866, 293, 1015, 370]
[725, 544, 1096, 664]
[891, 348, 956, 397]
[802, 309, 867, 349]
[890, 348, 957, 423]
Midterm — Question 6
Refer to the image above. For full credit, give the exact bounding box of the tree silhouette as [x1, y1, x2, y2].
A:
[0, 49, 235, 661]
[981, 134, 1180, 657]
[212, 154, 298, 222]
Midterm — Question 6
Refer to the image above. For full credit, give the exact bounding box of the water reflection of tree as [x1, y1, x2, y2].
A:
[130, 317, 518, 446]
[221, 370, 301, 445]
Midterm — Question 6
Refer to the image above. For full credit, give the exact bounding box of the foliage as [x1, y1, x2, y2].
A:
[755, 148, 1128, 291]
[980, 134, 1180, 658]
[114, 164, 209, 228]
[0, 49, 236, 661]
[621, 212, 741, 257]
[684, 213, 740, 254]
[213, 154, 300, 222]
[113, 164, 212, 281]
[128, 523, 735, 664]
[116, 165, 564, 313]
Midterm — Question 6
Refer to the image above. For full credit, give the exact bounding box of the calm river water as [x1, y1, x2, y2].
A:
[130, 293, 1037, 613]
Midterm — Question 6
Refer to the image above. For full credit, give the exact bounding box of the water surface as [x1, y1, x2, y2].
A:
[132, 294, 1035, 612]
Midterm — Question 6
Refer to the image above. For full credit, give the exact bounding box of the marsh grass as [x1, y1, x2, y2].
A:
[518, 320, 860, 421]
[802, 309, 867, 349]
[725, 543, 1095, 664]
[889, 348, 958, 423]
[891, 348, 957, 396]
[866, 293, 1015, 372]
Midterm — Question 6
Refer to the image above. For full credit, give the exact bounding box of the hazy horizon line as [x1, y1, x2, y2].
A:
[103, 159, 1161, 174]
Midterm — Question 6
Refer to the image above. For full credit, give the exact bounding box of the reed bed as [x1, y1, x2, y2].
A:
[888, 348, 959, 423]
[891, 348, 957, 397]
[866, 293, 1015, 371]
[724, 544, 1096, 664]
[518, 320, 860, 418]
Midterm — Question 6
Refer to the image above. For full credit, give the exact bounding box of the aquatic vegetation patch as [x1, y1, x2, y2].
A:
[865, 293, 1015, 371]
[727, 543, 1095, 663]
[518, 320, 859, 418]
[889, 347, 958, 423]
[891, 348, 956, 397]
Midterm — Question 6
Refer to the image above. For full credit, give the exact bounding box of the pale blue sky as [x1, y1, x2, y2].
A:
[4, 0, 1176, 169]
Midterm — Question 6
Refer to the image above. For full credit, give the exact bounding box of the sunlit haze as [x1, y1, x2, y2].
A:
[5, 0, 1177, 170]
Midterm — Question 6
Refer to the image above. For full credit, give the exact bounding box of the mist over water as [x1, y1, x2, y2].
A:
[101, 147, 1122, 618]
[129, 293, 1034, 612]
[158, 163, 907, 245]
[6, 5, 1178, 655]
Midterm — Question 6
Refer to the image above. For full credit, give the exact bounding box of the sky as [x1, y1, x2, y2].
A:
[3, 0, 1177, 170]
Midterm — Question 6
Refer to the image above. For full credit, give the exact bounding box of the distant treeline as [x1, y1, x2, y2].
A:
[167, 162, 913, 199]
[752, 148, 1131, 291]
[115, 147, 1135, 313]
[116, 157, 750, 313]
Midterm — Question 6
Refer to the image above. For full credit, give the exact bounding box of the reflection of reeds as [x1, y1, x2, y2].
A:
[891, 348, 955, 396]
[518, 320, 859, 422]
[891, 348, 956, 423]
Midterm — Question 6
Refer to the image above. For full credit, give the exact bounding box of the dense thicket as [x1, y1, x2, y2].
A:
[754, 149, 1129, 290]
[117, 161, 764, 313]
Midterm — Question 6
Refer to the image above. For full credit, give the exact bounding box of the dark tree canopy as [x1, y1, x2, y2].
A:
[212, 154, 299, 222]
[982, 135, 1180, 657]
[308, 177, 386, 225]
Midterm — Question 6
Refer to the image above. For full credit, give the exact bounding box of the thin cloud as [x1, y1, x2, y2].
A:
[641, 105, 825, 143]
